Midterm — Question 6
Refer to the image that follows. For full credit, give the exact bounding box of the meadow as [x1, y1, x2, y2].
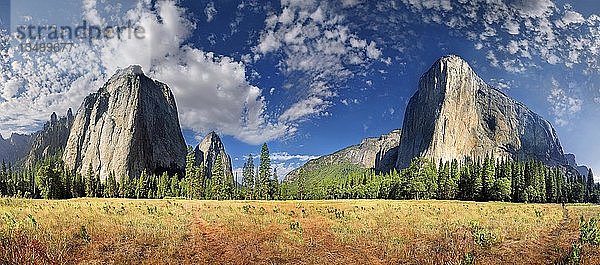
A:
[0, 198, 599, 264]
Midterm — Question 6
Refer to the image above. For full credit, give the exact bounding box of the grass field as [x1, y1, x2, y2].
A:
[1, 198, 599, 264]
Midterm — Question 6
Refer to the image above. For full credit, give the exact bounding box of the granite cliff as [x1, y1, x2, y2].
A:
[194, 131, 233, 179]
[62, 65, 187, 179]
[23, 109, 74, 167]
[396, 55, 566, 169]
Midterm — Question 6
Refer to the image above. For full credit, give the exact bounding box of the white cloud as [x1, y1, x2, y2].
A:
[204, 2, 218, 22]
[559, 10, 585, 27]
[508, 0, 554, 18]
[254, 1, 381, 123]
[373, 0, 600, 72]
[272, 162, 301, 180]
[279, 96, 329, 122]
[547, 78, 583, 127]
[503, 19, 520, 35]
[270, 152, 320, 162]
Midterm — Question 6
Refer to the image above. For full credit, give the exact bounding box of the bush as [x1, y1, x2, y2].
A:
[469, 221, 497, 248]
[579, 216, 599, 246]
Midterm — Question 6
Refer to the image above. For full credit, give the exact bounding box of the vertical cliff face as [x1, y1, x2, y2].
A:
[62, 65, 187, 179]
[396, 55, 566, 169]
[194, 132, 233, 179]
[23, 109, 74, 167]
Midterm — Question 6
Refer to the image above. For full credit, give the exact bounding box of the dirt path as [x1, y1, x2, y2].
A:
[540, 207, 579, 263]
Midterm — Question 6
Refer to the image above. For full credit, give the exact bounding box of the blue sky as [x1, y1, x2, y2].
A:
[0, 0, 599, 180]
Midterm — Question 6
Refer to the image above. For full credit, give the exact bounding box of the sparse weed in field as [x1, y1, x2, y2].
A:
[567, 243, 581, 265]
[241, 204, 254, 214]
[579, 216, 599, 246]
[289, 221, 302, 232]
[461, 251, 474, 265]
[326, 207, 345, 220]
[535, 209, 543, 218]
[78, 225, 91, 243]
[469, 221, 497, 248]
[147, 205, 158, 215]
[26, 214, 37, 228]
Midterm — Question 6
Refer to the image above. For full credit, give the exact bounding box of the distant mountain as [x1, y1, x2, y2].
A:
[23, 109, 74, 167]
[564, 153, 590, 177]
[285, 129, 401, 181]
[396, 55, 566, 169]
[0, 133, 32, 164]
[62, 65, 187, 179]
[194, 131, 233, 179]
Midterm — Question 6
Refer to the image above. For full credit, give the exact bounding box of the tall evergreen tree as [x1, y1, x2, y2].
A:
[210, 153, 226, 200]
[242, 154, 255, 199]
[258, 143, 271, 200]
[0, 161, 7, 196]
[586, 169, 595, 202]
[136, 170, 148, 199]
[170, 174, 180, 197]
[104, 172, 118, 198]
[85, 164, 95, 197]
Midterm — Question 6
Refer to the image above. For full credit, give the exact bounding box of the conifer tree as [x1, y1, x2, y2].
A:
[105, 172, 118, 198]
[242, 154, 255, 199]
[258, 143, 271, 200]
[170, 174, 180, 197]
[85, 164, 95, 197]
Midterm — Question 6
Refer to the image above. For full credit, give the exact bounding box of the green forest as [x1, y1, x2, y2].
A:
[0, 143, 598, 204]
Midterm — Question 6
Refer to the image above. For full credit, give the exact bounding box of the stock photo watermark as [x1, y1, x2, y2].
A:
[14, 20, 146, 53]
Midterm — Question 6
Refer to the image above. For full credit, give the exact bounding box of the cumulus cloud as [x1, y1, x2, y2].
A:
[547, 78, 582, 126]
[0, 0, 291, 144]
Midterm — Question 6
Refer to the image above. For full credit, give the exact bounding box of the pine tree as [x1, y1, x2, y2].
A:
[436, 160, 447, 199]
[105, 172, 118, 198]
[268, 168, 279, 200]
[586, 169, 595, 202]
[170, 174, 180, 197]
[242, 154, 255, 199]
[481, 155, 495, 201]
[448, 159, 460, 199]
[85, 164, 95, 197]
[136, 171, 148, 199]
[297, 168, 307, 200]
[210, 153, 226, 200]
[258, 143, 271, 200]
[0, 161, 7, 196]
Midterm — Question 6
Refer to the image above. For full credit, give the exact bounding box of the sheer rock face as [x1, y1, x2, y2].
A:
[23, 109, 74, 167]
[63, 65, 187, 179]
[194, 132, 233, 179]
[396, 55, 566, 169]
[0, 133, 32, 164]
[285, 129, 401, 180]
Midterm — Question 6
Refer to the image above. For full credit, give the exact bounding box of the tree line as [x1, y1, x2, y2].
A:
[1, 148, 598, 204]
[290, 156, 599, 203]
[0, 143, 283, 200]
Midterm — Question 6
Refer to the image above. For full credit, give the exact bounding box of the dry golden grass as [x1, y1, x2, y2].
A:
[1, 198, 599, 264]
